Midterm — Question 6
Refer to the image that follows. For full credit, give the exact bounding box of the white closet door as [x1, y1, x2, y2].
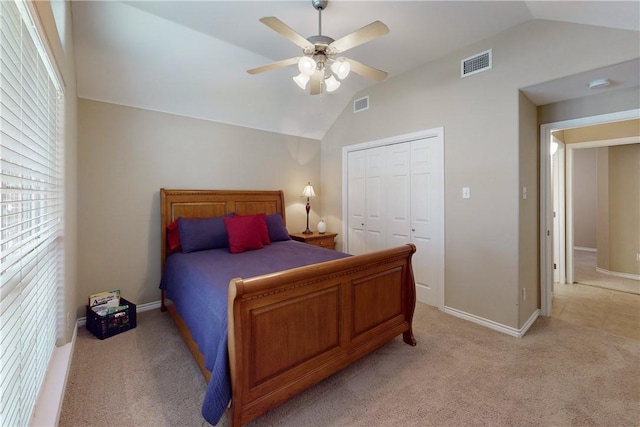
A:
[411, 138, 442, 307]
[386, 143, 412, 248]
[365, 146, 386, 252]
[344, 128, 444, 309]
[347, 150, 367, 255]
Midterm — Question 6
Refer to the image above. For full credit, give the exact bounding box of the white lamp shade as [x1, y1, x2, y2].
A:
[301, 183, 316, 198]
[325, 75, 340, 92]
[298, 56, 317, 76]
[293, 73, 310, 90]
[331, 58, 350, 80]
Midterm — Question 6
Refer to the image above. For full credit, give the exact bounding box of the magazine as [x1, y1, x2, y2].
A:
[89, 289, 120, 308]
[89, 289, 122, 316]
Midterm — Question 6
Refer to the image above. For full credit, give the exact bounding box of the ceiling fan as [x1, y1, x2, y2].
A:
[247, 0, 389, 95]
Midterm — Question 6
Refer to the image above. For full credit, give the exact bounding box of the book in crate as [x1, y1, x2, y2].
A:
[86, 290, 136, 339]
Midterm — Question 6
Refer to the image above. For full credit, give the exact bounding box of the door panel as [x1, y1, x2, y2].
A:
[411, 139, 441, 307]
[386, 143, 411, 248]
[347, 151, 366, 255]
[365, 147, 386, 252]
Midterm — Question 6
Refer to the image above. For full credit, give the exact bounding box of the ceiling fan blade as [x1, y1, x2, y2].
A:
[344, 58, 388, 81]
[310, 69, 323, 95]
[328, 21, 389, 53]
[247, 57, 299, 75]
[259, 17, 314, 50]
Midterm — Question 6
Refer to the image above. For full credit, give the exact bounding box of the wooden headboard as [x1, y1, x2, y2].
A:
[160, 189, 286, 268]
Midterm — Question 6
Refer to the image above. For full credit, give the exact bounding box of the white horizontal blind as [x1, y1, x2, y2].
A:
[0, 1, 64, 426]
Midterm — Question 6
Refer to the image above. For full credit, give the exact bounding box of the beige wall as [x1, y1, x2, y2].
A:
[518, 92, 539, 325]
[608, 144, 640, 276]
[573, 148, 598, 249]
[563, 119, 640, 143]
[321, 19, 639, 329]
[597, 148, 610, 270]
[76, 99, 321, 318]
[538, 89, 640, 125]
[35, 1, 79, 343]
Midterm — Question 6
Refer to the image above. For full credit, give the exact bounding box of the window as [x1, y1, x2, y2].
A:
[0, 1, 64, 425]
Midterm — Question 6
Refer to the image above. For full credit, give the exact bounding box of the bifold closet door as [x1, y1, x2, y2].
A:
[386, 143, 412, 247]
[411, 139, 439, 306]
[347, 146, 386, 255]
[345, 132, 444, 308]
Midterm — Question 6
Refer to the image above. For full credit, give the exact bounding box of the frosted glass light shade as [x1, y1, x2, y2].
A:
[325, 75, 340, 92]
[331, 59, 350, 80]
[293, 73, 310, 90]
[298, 56, 316, 76]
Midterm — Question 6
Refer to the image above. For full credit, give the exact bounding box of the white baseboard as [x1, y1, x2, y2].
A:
[33, 300, 162, 426]
[574, 246, 597, 252]
[444, 306, 540, 338]
[595, 267, 640, 281]
[77, 299, 162, 327]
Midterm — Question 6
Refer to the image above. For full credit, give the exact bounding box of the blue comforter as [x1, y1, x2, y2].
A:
[159, 240, 350, 425]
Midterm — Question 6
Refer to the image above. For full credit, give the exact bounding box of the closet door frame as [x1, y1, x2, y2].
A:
[342, 127, 445, 310]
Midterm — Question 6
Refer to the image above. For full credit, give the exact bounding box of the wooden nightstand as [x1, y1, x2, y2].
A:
[289, 232, 337, 250]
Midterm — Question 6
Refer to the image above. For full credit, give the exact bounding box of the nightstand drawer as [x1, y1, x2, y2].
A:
[308, 235, 335, 250]
[289, 232, 337, 250]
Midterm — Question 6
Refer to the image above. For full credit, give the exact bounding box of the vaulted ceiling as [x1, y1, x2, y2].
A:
[71, 1, 640, 139]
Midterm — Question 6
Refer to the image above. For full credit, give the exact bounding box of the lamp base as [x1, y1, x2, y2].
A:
[302, 229, 313, 234]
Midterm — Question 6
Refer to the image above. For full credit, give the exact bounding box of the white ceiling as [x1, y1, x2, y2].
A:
[71, 1, 640, 139]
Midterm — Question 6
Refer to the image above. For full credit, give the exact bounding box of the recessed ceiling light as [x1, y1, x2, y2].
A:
[588, 79, 610, 89]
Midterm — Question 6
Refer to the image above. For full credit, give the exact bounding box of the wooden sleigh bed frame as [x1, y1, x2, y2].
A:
[160, 189, 417, 426]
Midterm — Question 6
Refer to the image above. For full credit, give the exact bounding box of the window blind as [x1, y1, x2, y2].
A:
[0, 1, 64, 425]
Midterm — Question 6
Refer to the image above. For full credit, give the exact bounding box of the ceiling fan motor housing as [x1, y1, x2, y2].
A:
[312, 0, 328, 11]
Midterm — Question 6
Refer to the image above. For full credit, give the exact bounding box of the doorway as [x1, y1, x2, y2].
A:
[540, 109, 640, 317]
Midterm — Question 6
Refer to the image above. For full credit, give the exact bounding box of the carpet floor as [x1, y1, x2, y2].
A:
[59, 303, 640, 427]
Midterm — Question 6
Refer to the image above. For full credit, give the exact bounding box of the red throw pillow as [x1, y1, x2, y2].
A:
[224, 215, 265, 254]
[166, 220, 182, 253]
[239, 213, 271, 246]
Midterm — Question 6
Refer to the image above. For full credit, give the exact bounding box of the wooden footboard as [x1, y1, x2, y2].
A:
[226, 244, 416, 427]
[159, 189, 417, 426]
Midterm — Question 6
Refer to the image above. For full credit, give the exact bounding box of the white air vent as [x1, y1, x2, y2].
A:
[354, 96, 369, 113]
[461, 49, 492, 78]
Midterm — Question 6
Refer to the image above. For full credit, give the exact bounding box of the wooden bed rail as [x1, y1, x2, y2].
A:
[227, 244, 417, 426]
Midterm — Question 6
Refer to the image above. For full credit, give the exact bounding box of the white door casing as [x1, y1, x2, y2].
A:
[539, 109, 639, 316]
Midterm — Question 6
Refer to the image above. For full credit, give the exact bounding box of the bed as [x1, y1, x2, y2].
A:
[159, 189, 417, 426]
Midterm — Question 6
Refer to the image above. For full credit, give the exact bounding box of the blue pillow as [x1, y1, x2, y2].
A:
[178, 214, 232, 253]
[266, 213, 291, 242]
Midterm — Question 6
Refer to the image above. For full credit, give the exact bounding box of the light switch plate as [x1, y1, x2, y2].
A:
[462, 187, 470, 199]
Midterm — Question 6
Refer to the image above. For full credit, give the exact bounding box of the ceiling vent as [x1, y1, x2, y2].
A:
[461, 49, 492, 78]
[354, 96, 369, 113]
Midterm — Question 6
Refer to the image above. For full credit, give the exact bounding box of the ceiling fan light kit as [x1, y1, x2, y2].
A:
[247, 0, 389, 95]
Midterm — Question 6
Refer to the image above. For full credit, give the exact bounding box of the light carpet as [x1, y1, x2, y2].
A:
[59, 304, 640, 427]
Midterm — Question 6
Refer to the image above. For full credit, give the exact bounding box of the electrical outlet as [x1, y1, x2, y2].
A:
[522, 288, 526, 301]
[637, 252, 640, 262]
